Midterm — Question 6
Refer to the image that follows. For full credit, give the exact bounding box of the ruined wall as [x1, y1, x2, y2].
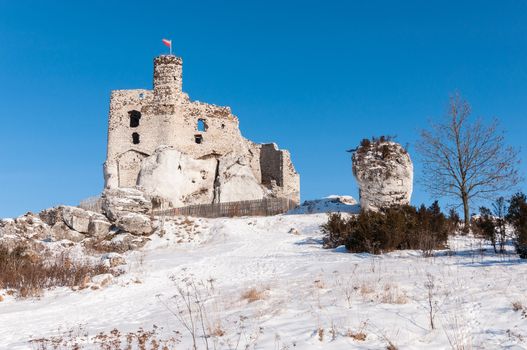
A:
[104, 55, 300, 205]
[260, 143, 284, 186]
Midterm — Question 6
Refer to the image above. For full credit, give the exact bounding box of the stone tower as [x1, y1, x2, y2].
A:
[153, 55, 183, 103]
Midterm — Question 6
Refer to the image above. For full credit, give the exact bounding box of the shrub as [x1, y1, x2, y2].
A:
[0, 243, 110, 297]
[473, 207, 497, 252]
[322, 202, 450, 254]
[507, 192, 527, 258]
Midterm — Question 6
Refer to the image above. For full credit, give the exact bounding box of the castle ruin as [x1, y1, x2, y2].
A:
[104, 55, 300, 206]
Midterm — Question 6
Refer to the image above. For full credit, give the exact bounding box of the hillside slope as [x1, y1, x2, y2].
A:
[1, 213, 526, 349]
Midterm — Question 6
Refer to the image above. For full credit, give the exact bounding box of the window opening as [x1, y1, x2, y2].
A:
[129, 110, 141, 128]
[197, 119, 207, 132]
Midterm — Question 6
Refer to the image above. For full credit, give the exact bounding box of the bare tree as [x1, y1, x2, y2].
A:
[417, 93, 521, 230]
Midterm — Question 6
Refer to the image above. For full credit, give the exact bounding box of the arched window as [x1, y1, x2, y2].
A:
[132, 132, 140, 144]
[129, 110, 141, 128]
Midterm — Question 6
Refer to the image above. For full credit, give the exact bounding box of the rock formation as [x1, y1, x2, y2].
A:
[352, 138, 413, 211]
[0, 188, 158, 254]
[136, 147, 266, 207]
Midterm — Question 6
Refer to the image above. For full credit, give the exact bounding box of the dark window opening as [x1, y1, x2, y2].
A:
[132, 132, 140, 144]
[197, 119, 207, 132]
[221, 123, 225, 129]
[129, 110, 141, 128]
[195, 134, 203, 144]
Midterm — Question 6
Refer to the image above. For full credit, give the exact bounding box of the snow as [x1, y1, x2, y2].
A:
[289, 195, 360, 214]
[1, 213, 526, 349]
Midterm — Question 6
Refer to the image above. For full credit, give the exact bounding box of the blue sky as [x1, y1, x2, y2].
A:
[1, 0, 526, 218]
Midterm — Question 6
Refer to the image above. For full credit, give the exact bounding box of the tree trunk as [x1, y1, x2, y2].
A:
[462, 192, 470, 233]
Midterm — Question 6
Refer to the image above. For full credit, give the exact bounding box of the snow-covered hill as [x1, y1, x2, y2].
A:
[1, 213, 526, 349]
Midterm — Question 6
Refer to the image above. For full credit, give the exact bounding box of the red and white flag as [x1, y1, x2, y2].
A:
[162, 38, 172, 54]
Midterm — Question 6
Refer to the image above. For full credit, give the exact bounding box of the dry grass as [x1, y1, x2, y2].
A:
[347, 330, 367, 341]
[512, 301, 524, 312]
[209, 323, 225, 337]
[28, 325, 180, 350]
[359, 282, 375, 298]
[313, 279, 325, 289]
[317, 327, 324, 341]
[0, 243, 110, 298]
[380, 283, 407, 304]
[241, 287, 267, 303]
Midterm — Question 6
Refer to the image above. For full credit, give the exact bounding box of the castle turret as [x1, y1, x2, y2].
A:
[153, 55, 182, 102]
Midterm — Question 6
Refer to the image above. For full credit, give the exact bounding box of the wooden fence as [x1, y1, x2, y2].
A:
[78, 195, 103, 213]
[152, 197, 297, 218]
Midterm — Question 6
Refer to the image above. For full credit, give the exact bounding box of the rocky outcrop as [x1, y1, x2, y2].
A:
[61, 206, 93, 233]
[0, 213, 50, 241]
[101, 187, 152, 221]
[50, 222, 85, 242]
[214, 152, 265, 203]
[137, 147, 217, 207]
[137, 147, 265, 207]
[0, 199, 150, 253]
[115, 213, 153, 236]
[352, 139, 413, 211]
[88, 219, 112, 239]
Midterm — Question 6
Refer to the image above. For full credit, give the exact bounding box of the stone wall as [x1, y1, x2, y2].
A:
[104, 55, 300, 205]
[260, 143, 284, 187]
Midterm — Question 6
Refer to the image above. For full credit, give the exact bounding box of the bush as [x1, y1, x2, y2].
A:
[0, 243, 110, 297]
[321, 202, 450, 254]
[507, 192, 527, 258]
[473, 207, 497, 252]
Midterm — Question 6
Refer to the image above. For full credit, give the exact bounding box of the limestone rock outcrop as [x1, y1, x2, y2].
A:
[137, 147, 217, 207]
[352, 139, 413, 211]
[101, 188, 152, 221]
[61, 206, 93, 233]
[215, 152, 265, 203]
[115, 212, 153, 236]
[137, 147, 265, 207]
[50, 222, 85, 242]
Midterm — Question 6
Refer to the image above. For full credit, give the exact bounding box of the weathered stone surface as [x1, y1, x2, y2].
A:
[137, 148, 266, 206]
[88, 219, 112, 238]
[61, 206, 92, 233]
[38, 207, 63, 227]
[104, 54, 300, 205]
[91, 273, 113, 288]
[97, 233, 149, 253]
[101, 187, 152, 221]
[115, 213, 153, 235]
[352, 139, 413, 211]
[138, 147, 217, 207]
[101, 253, 127, 267]
[50, 222, 85, 243]
[214, 152, 265, 203]
[0, 213, 50, 240]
